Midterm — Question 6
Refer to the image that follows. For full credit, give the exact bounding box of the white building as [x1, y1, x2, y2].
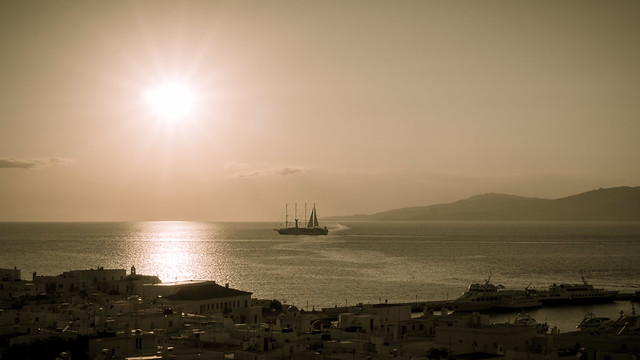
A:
[146, 281, 262, 325]
[337, 303, 412, 341]
[88, 329, 159, 359]
[433, 312, 554, 358]
[0, 267, 34, 302]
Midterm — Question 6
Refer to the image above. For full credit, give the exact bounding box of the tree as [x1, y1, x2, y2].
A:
[269, 299, 283, 313]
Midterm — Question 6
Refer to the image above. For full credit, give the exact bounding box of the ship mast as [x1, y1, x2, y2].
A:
[285, 204, 289, 228]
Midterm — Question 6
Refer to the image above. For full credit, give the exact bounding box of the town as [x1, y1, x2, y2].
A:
[1, 267, 638, 360]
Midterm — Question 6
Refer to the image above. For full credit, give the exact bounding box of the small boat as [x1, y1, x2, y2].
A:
[513, 313, 537, 326]
[513, 313, 550, 334]
[495, 296, 542, 311]
[577, 312, 612, 331]
[275, 203, 328, 235]
[576, 305, 638, 334]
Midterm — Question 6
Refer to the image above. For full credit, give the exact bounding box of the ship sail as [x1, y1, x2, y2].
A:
[306, 205, 320, 228]
[307, 207, 314, 228]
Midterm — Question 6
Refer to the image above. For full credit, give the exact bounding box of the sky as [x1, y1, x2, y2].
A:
[1, 1, 639, 221]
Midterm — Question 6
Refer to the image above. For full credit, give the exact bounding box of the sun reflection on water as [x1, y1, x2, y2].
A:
[131, 221, 227, 282]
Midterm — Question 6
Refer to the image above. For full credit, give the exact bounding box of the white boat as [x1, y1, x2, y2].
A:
[578, 305, 638, 334]
[275, 203, 328, 235]
[449, 277, 538, 312]
[513, 312, 537, 326]
[512, 313, 550, 334]
[495, 296, 542, 311]
[576, 312, 612, 331]
[530, 275, 618, 305]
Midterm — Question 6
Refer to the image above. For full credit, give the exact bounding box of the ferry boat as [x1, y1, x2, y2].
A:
[449, 278, 539, 312]
[529, 275, 618, 305]
[275, 203, 328, 235]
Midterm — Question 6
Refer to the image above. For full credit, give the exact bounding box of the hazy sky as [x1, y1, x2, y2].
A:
[1, 1, 639, 221]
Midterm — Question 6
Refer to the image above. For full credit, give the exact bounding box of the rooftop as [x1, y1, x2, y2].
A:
[163, 281, 252, 301]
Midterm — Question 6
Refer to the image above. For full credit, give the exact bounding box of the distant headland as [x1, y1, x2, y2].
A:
[324, 186, 640, 221]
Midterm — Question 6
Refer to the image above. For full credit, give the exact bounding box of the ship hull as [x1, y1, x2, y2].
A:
[276, 227, 328, 235]
[536, 291, 618, 305]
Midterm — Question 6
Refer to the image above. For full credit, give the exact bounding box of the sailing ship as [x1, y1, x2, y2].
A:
[275, 203, 329, 235]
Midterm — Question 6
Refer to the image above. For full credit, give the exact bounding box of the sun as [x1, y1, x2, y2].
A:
[144, 82, 196, 120]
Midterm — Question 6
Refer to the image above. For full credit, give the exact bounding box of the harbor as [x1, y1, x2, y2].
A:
[1, 266, 638, 359]
[404, 275, 632, 314]
[403, 294, 636, 314]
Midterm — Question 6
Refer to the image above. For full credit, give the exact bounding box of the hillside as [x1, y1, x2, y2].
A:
[324, 186, 640, 221]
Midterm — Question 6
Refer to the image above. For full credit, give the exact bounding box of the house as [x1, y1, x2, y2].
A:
[0, 267, 33, 304]
[145, 281, 262, 324]
[32, 267, 127, 295]
[433, 312, 553, 358]
[31, 266, 160, 298]
[337, 303, 412, 341]
[88, 329, 159, 359]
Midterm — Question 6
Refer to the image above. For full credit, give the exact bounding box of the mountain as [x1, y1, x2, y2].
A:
[324, 186, 640, 221]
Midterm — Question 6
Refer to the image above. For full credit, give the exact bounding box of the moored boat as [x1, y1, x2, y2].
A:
[449, 277, 538, 312]
[494, 296, 542, 311]
[576, 305, 638, 334]
[529, 275, 618, 305]
[576, 312, 611, 331]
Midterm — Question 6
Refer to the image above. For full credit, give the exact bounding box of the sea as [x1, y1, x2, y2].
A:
[1, 221, 639, 332]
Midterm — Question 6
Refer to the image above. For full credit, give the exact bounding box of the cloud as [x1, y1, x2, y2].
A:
[0, 157, 75, 169]
[225, 163, 306, 178]
[275, 167, 304, 176]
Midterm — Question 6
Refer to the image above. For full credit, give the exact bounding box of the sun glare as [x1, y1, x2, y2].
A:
[144, 83, 196, 120]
